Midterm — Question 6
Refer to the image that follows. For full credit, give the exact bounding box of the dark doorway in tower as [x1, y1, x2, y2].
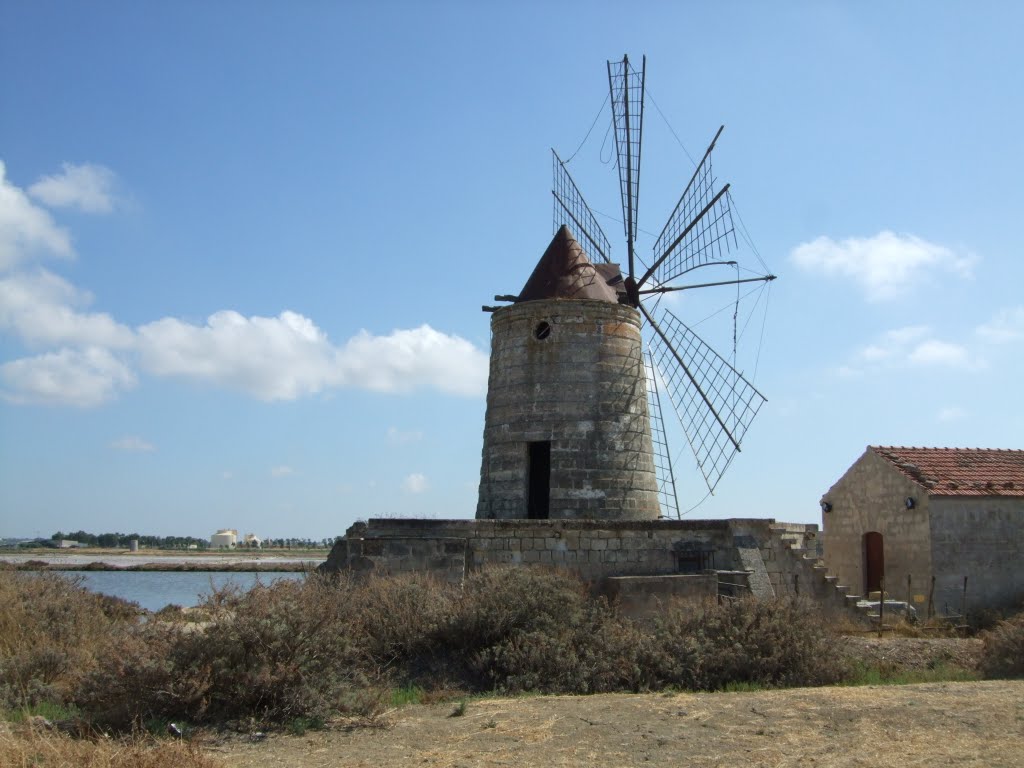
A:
[863, 531, 884, 595]
[527, 441, 551, 519]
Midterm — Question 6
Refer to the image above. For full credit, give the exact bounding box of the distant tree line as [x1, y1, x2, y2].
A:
[50, 531, 210, 550]
[261, 538, 339, 549]
[48, 532, 340, 550]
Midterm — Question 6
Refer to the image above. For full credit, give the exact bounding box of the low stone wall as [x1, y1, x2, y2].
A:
[602, 574, 718, 619]
[321, 518, 822, 594]
[323, 535, 466, 584]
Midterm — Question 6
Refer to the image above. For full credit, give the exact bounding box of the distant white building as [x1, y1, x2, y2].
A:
[243, 533, 262, 548]
[210, 529, 238, 548]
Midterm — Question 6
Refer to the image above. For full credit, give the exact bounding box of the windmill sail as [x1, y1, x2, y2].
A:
[645, 350, 680, 519]
[642, 305, 766, 493]
[642, 126, 737, 289]
[552, 150, 612, 264]
[607, 54, 645, 279]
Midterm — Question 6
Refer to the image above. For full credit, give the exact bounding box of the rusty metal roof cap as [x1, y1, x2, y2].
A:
[517, 225, 622, 303]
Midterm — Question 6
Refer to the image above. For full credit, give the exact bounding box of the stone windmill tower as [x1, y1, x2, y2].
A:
[477, 55, 775, 524]
[476, 224, 661, 521]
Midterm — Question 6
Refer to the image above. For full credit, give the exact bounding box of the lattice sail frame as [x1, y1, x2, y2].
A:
[645, 349, 680, 519]
[607, 55, 645, 275]
[552, 149, 612, 264]
[649, 127, 738, 287]
[644, 306, 766, 494]
[547, 55, 773, 504]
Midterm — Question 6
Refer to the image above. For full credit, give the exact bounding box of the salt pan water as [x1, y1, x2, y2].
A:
[64, 570, 306, 612]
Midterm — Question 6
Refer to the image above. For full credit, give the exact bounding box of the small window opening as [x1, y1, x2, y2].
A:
[675, 547, 715, 573]
[533, 321, 551, 340]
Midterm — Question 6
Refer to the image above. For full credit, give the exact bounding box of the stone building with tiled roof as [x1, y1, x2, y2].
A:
[821, 447, 1024, 617]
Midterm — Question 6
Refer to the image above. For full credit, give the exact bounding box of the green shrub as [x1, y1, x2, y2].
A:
[979, 610, 1024, 679]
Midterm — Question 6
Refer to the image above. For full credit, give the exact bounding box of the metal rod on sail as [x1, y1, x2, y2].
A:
[636, 183, 730, 290]
[640, 274, 776, 295]
[654, 125, 725, 248]
[623, 55, 634, 280]
[639, 303, 742, 452]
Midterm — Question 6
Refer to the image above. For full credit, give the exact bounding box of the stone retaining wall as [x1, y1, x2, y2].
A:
[322, 518, 821, 591]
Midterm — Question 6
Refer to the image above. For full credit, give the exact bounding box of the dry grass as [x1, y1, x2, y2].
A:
[979, 610, 1024, 678]
[214, 681, 1024, 767]
[0, 724, 222, 768]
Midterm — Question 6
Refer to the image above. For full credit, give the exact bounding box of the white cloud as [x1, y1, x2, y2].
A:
[136, 310, 336, 400]
[387, 426, 424, 444]
[28, 163, 117, 214]
[222, 471, 234, 480]
[858, 325, 929, 362]
[402, 473, 428, 493]
[0, 161, 73, 270]
[111, 435, 155, 452]
[0, 269, 134, 348]
[790, 231, 975, 301]
[976, 306, 1024, 344]
[907, 339, 970, 367]
[850, 326, 978, 373]
[0, 161, 489, 408]
[136, 312, 487, 401]
[338, 326, 487, 397]
[937, 406, 966, 423]
[0, 346, 136, 407]
[270, 465, 294, 478]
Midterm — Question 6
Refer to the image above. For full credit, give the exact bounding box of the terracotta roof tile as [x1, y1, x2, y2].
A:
[870, 446, 1024, 497]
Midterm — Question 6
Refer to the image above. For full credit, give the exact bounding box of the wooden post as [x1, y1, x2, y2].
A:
[960, 576, 968, 628]
[878, 578, 885, 637]
[927, 575, 936, 620]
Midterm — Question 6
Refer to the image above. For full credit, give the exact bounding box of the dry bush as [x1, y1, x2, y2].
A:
[343, 571, 457, 675]
[0, 570, 140, 708]
[640, 596, 849, 690]
[79, 576, 384, 728]
[9, 564, 859, 730]
[429, 568, 643, 694]
[979, 610, 1024, 679]
[0, 725, 221, 768]
[438, 567, 604, 691]
[686, 597, 849, 689]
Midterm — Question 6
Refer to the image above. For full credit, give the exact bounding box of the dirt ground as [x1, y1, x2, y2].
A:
[209, 680, 1024, 768]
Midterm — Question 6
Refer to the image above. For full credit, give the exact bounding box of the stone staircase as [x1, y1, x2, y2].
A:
[763, 524, 903, 625]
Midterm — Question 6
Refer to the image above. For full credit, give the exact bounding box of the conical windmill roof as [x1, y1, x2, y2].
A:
[517, 225, 623, 303]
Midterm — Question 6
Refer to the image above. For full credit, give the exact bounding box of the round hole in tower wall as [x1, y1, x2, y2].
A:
[533, 321, 552, 340]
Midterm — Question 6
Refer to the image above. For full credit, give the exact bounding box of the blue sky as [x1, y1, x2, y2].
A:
[2, 1, 1022, 539]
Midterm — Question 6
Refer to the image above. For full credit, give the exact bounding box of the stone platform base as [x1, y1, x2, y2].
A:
[320, 517, 823, 605]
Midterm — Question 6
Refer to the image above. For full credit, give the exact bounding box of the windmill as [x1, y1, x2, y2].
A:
[476, 55, 774, 522]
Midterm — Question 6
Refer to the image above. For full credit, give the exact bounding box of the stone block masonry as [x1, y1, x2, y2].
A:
[321, 518, 822, 595]
[476, 299, 660, 521]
